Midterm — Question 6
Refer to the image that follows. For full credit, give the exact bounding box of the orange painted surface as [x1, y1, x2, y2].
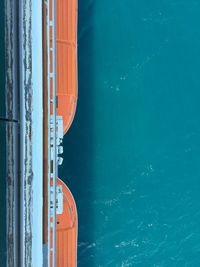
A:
[50, 178, 78, 267]
[56, 0, 78, 134]
[48, 0, 78, 265]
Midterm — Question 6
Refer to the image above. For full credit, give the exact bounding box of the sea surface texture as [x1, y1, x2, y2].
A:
[1, 0, 200, 266]
[60, 1, 200, 267]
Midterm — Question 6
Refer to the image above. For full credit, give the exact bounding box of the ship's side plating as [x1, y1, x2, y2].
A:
[5, 0, 19, 266]
[6, 0, 78, 266]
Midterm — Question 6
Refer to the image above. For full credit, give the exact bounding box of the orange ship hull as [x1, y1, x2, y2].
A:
[56, 0, 78, 134]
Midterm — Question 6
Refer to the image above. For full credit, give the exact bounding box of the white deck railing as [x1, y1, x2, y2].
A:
[47, 0, 57, 266]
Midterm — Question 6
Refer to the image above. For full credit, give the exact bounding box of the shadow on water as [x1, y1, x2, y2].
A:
[0, 1, 6, 265]
[59, 1, 95, 266]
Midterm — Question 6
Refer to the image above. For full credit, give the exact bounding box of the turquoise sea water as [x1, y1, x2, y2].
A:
[61, 1, 200, 266]
[1, 1, 200, 266]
